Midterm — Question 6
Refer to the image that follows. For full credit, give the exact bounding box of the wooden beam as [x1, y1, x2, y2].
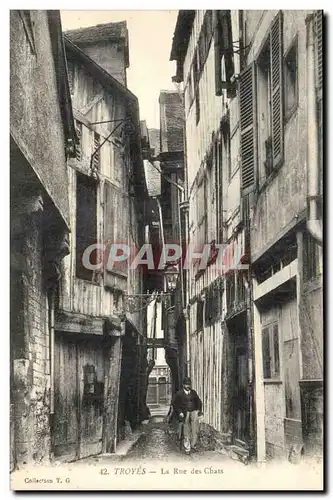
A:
[251, 211, 306, 264]
[253, 260, 298, 302]
[146, 338, 165, 348]
[79, 92, 104, 116]
[55, 310, 122, 336]
[102, 336, 122, 453]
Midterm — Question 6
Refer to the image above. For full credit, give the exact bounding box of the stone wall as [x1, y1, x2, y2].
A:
[11, 200, 51, 467]
[10, 10, 70, 227]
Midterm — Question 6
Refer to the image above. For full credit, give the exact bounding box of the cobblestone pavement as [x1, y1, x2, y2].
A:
[123, 416, 231, 465]
[125, 416, 182, 461]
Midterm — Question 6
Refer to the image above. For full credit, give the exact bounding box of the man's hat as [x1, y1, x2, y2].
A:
[183, 377, 191, 385]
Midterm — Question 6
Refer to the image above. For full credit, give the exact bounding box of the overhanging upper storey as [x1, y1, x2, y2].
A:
[170, 10, 196, 83]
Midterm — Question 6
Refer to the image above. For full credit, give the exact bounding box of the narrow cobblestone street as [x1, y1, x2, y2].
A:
[125, 417, 181, 461]
[11, 415, 323, 491]
[120, 416, 237, 466]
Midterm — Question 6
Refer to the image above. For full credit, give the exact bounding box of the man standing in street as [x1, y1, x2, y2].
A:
[172, 377, 203, 454]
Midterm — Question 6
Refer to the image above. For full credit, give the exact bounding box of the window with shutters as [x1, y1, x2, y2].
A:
[239, 63, 256, 194]
[303, 231, 322, 282]
[226, 270, 246, 315]
[284, 38, 298, 120]
[270, 12, 284, 170]
[75, 121, 83, 162]
[76, 173, 98, 281]
[257, 43, 273, 180]
[262, 322, 280, 380]
[248, 12, 284, 187]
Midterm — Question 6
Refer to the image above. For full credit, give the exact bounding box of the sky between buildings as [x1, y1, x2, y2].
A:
[61, 10, 179, 129]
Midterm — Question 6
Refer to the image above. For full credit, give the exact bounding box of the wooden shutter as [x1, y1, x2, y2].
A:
[239, 63, 257, 194]
[315, 10, 323, 100]
[270, 12, 284, 169]
[103, 181, 128, 289]
[262, 327, 271, 379]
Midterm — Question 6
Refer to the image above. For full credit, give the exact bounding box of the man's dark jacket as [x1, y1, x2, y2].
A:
[172, 388, 202, 416]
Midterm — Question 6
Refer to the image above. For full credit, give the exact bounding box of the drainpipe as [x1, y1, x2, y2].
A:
[49, 288, 56, 456]
[306, 16, 322, 245]
[49, 290, 55, 415]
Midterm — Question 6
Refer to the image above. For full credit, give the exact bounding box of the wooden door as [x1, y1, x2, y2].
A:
[233, 346, 249, 446]
[53, 333, 79, 461]
[78, 338, 104, 458]
[53, 333, 104, 460]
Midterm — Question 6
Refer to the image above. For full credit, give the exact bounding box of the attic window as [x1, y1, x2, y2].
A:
[19, 10, 36, 54]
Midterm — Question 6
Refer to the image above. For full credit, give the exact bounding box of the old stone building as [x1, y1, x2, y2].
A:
[49, 24, 149, 460]
[10, 10, 77, 469]
[170, 9, 323, 462]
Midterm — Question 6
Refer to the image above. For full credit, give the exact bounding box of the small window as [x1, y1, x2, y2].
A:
[262, 322, 280, 380]
[284, 39, 298, 119]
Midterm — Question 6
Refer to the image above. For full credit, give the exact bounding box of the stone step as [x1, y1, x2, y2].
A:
[225, 445, 250, 465]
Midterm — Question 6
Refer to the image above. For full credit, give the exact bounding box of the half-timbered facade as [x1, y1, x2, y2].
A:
[170, 9, 323, 463]
[170, 10, 249, 455]
[52, 29, 148, 460]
